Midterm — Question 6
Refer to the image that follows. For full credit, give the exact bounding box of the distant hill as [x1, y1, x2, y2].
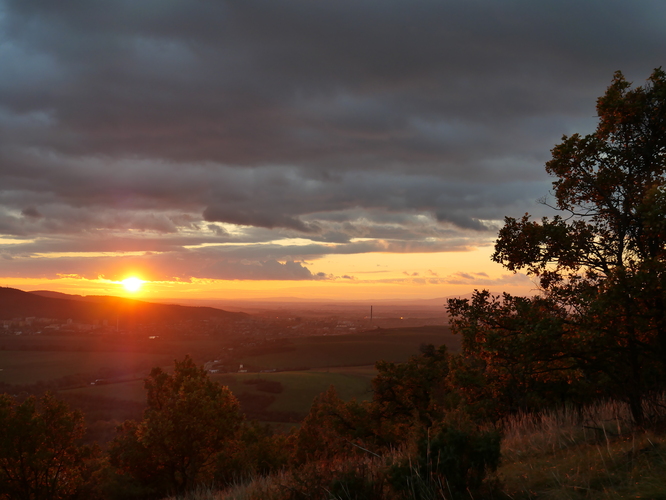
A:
[0, 287, 246, 323]
[29, 290, 100, 302]
[150, 291, 512, 314]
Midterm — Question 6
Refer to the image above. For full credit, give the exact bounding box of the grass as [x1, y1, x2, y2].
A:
[500, 399, 666, 499]
[160, 398, 666, 500]
[160, 475, 285, 500]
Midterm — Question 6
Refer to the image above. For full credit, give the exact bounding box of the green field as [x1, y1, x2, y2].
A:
[61, 366, 375, 419]
[235, 326, 457, 371]
[2, 326, 454, 428]
[216, 369, 374, 413]
[0, 350, 176, 386]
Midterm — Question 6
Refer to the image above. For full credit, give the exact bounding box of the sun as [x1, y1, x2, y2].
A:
[121, 277, 144, 293]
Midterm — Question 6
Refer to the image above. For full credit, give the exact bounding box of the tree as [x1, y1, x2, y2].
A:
[372, 344, 452, 429]
[109, 356, 242, 497]
[292, 348, 501, 499]
[447, 291, 588, 419]
[0, 393, 89, 500]
[450, 69, 666, 424]
[294, 386, 376, 464]
[293, 345, 455, 465]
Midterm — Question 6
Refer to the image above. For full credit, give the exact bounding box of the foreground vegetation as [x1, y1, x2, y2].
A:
[500, 403, 666, 499]
[5, 352, 666, 500]
[163, 400, 666, 500]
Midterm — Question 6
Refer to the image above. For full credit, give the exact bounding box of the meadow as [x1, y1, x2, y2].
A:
[61, 367, 375, 425]
[233, 326, 457, 371]
[0, 326, 451, 434]
[0, 350, 176, 386]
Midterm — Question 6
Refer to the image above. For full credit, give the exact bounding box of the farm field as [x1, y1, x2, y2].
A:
[0, 326, 452, 389]
[0, 332, 233, 388]
[3, 325, 454, 432]
[61, 366, 376, 420]
[61, 378, 148, 403]
[215, 369, 375, 414]
[0, 350, 176, 386]
[235, 325, 456, 371]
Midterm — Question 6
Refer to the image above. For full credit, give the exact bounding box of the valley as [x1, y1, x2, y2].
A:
[0, 287, 457, 443]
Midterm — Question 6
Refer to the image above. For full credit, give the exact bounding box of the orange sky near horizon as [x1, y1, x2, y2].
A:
[2, 246, 536, 302]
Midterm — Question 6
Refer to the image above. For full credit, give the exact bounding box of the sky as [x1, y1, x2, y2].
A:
[0, 0, 664, 301]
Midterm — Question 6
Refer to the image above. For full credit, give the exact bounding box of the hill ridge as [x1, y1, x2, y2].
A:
[0, 287, 245, 323]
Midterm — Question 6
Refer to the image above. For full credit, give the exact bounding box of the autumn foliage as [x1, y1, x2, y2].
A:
[108, 356, 243, 498]
[0, 393, 93, 500]
[449, 68, 666, 426]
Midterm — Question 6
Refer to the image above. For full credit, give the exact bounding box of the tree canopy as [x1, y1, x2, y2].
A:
[109, 355, 242, 497]
[449, 69, 666, 425]
[0, 393, 89, 500]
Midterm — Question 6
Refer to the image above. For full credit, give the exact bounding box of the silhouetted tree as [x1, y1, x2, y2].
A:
[447, 291, 585, 419]
[109, 356, 242, 497]
[450, 69, 666, 424]
[373, 344, 451, 428]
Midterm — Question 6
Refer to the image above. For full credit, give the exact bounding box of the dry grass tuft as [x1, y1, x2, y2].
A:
[500, 397, 666, 499]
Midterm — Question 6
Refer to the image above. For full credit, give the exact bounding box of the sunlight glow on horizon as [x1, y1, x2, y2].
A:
[121, 277, 144, 293]
[0, 247, 536, 301]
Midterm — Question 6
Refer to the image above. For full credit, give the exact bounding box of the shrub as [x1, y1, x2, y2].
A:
[214, 420, 291, 486]
[389, 419, 501, 500]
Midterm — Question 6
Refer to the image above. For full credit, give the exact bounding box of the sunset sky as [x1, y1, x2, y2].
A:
[0, 0, 664, 301]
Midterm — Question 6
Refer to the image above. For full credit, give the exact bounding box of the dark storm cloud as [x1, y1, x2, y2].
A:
[0, 0, 664, 279]
[200, 259, 328, 281]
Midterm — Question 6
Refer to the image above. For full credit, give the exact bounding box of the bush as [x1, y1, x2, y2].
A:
[214, 421, 291, 486]
[389, 419, 501, 500]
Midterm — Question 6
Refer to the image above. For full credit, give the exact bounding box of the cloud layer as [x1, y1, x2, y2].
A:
[0, 0, 664, 281]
